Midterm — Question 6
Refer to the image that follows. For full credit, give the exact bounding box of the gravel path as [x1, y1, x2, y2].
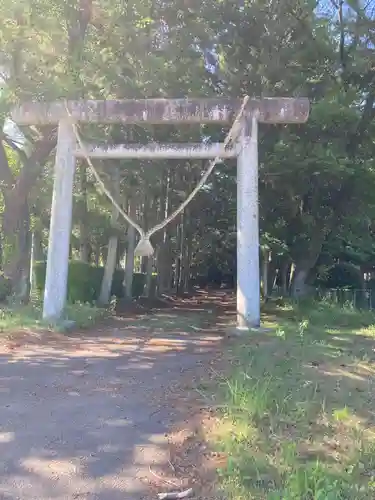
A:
[0, 317, 222, 499]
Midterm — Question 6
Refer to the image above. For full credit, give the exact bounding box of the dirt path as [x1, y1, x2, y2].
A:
[0, 294, 229, 499]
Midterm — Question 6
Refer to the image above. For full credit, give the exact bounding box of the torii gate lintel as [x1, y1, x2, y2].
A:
[12, 97, 309, 125]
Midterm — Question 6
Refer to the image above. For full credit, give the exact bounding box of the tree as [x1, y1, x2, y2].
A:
[1, 0, 375, 305]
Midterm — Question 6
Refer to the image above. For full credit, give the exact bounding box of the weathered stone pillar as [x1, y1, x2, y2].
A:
[43, 120, 76, 320]
[237, 116, 260, 328]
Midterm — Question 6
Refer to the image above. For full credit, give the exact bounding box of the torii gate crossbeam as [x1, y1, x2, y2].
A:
[12, 97, 309, 329]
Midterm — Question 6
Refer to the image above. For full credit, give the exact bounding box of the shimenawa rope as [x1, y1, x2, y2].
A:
[66, 96, 249, 256]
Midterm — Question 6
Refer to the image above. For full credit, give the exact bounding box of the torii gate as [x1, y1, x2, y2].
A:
[12, 97, 309, 329]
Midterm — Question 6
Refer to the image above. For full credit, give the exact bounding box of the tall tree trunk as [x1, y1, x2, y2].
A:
[290, 241, 323, 299]
[262, 249, 270, 300]
[98, 236, 118, 305]
[98, 168, 120, 305]
[290, 257, 319, 299]
[32, 229, 45, 262]
[124, 198, 136, 300]
[287, 263, 293, 293]
[156, 169, 173, 294]
[291, 263, 310, 298]
[79, 162, 90, 262]
[140, 188, 156, 298]
[30, 230, 44, 294]
[29, 231, 35, 294]
[141, 256, 147, 274]
[0, 231, 3, 271]
[94, 245, 100, 267]
[0, 135, 55, 296]
[268, 257, 278, 296]
[3, 200, 31, 302]
[182, 234, 192, 293]
[175, 220, 183, 294]
[174, 169, 185, 294]
[157, 231, 173, 294]
[289, 224, 331, 299]
[180, 208, 192, 293]
[144, 256, 154, 297]
[280, 260, 290, 296]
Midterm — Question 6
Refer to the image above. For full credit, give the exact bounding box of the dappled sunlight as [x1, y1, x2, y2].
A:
[357, 325, 375, 338]
[22, 456, 81, 477]
[314, 365, 368, 382]
[18, 449, 162, 496]
[0, 432, 14, 443]
[0, 302, 224, 499]
[207, 300, 375, 499]
[0, 324, 221, 363]
[133, 440, 169, 466]
[357, 362, 375, 376]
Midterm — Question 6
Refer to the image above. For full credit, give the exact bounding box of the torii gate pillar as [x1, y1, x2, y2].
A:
[43, 120, 76, 320]
[234, 99, 309, 330]
[237, 116, 260, 328]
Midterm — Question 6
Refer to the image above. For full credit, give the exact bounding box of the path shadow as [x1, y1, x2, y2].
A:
[0, 297, 226, 500]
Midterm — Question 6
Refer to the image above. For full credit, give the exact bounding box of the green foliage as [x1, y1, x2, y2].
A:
[0, 0, 374, 298]
[2, 4, 375, 497]
[0, 273, 11, 301]
[316, 262, 364, 290]
[63, 302, 108, 329]
[33, 261, 150, 303]
[0, 300, 106, 332]
[209, 301, 375, 499]
[110, 267, 147, 299]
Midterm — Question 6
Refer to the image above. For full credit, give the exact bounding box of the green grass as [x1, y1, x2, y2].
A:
[0, 300, 107, 334]
[209, 300, 375, 499]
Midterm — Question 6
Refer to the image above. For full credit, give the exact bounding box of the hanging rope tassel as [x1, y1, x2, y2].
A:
[134, 236, 154, 257]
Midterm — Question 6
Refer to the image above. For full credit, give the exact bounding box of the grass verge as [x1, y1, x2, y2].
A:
[209, 300, 375, 499]
[0, 300, 107, 334]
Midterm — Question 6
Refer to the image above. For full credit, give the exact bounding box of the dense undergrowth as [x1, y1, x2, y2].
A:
[209, 300, 375, 499]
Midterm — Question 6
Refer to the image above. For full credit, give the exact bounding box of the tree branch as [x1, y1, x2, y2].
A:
[2, 135, 28, 165]
[0, 137, 15, 189]
[347, 89, 375, 156]
[338, 0, 346, 76]
[15, 130, 57, 198]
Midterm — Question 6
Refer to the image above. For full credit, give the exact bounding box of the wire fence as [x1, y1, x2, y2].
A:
[271, 286, 375, 311]
[316, 288, 374, 311]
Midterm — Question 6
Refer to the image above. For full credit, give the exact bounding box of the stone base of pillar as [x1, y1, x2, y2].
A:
[225, 325, 273, 337]
[48, 319, 77, 333]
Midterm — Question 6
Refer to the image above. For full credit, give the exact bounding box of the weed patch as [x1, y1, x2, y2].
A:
[209, 301, 375, 499]
[0, 300, 107, 334]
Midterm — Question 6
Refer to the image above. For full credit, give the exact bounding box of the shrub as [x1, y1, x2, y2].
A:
[64, 302, 108, 328]
[34, 261, 151, 303]
[132, 272, 147, 297]
[110, 269, 148, 298]
[0, 273, 11, 301]
[0, 300, 107, 332]
[34, 260, 100, 303]
[316, 262, 363, 290]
